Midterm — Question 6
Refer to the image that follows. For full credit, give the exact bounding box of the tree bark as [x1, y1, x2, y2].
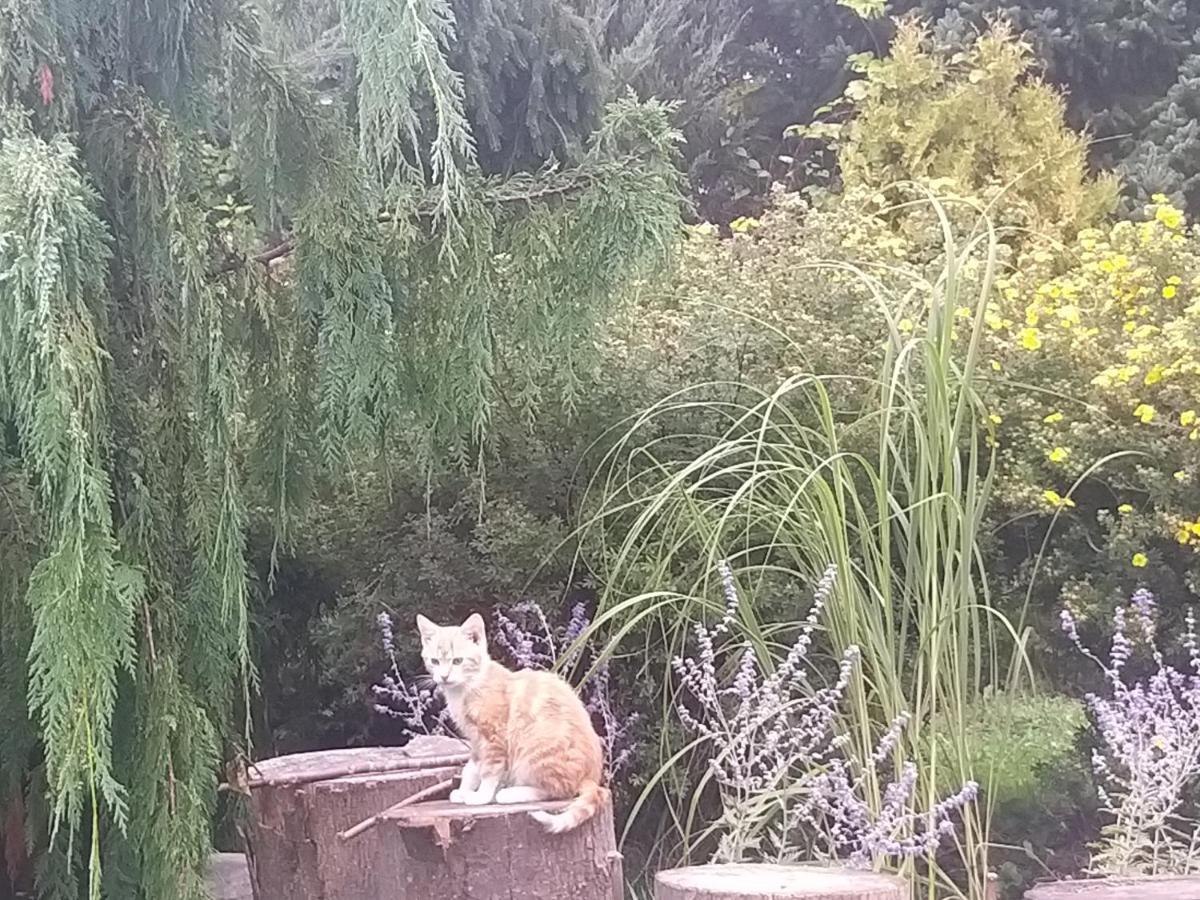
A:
[244, 736, 468, 900]
[374, 796, 624, 900]
[1025, 876, 1200, 900]
[654, 864, 906, 900]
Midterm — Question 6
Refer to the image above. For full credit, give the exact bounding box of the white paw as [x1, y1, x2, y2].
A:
[495, 786, 545, 804]
[460, 790, 493, 806]
[449, 788, 467, 803]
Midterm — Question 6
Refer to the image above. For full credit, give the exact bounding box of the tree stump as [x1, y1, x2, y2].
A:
[373, 796, 624, 900]
[1025, 876, 1200, 900]
[244, 736, 468, 900]
[205, 853, 253, 900]
[654, 864, 906, 900]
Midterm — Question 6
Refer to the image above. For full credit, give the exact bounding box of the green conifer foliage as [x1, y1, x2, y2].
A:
[0, 0, 682, 895]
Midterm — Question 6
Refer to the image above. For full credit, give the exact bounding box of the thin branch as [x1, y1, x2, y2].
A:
[233, 751, 469, 790]
[212, 157, 637, 276]
[336, 777, 456, 842]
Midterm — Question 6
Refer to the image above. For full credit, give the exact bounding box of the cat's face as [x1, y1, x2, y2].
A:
[416, 613, 488, 688]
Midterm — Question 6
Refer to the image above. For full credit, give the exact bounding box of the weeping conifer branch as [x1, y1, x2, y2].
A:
[340, 0, 476, 254]
[0, 134, 142, 884]
[0, 1, 685, 896]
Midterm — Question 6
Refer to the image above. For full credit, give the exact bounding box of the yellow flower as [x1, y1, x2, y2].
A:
[1163, 284, 1177, 300]
[729, 216, 760, 234]
[1043, 489, 1075, 509]
[1057, 305, 1081, 326]
[991, 360, 1002, 372]
[1133, 403, 1156, 424]
[1182, 410, 1197, 427]
[1132, 552, 1149, 568]
[1043, 412, 1064, 424]
[1175, 470, 1189, 483]
[988, 414, 1002, 425]
[1168, 276, 1183, 285]
[1020, 328, 1042, 351]
[1047, 447, 1070, 464]
[1145, 365, 1164, 386]
[1155, 204, 1183, 230]
[898, 318, 914, 333]
[1118, 504, 1134, 514]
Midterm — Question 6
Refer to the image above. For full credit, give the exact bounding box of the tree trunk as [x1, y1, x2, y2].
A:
[374, 796, 624, 900]
[1025, 876, 1200, 900]
[244, 736, 468, 900]
[654, 865, 906, 900]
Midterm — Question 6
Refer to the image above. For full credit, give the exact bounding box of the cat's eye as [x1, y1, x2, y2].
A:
[452, 657, 462, 665]
[426, 657, 437, 666]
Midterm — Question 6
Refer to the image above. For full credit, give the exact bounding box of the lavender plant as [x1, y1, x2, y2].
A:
[674, 562, 978, 867]
[372, 612, 454, 736]
[1061, 590, 1200, 875]
[372, 603, 638, 776]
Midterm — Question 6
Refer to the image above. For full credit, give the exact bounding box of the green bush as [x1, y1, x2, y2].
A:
[821, 19, 1119, 242]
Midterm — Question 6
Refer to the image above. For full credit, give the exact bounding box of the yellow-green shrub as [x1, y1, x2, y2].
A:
[814, 19, 1119, 244]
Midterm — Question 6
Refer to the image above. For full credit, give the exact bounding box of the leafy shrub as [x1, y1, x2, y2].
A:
[975, 195, 1200, 631]
[812, 19, 1118, 241]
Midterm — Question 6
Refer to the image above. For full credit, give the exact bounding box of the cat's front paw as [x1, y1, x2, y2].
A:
[459, 790, 494, 806]
[449, 788, 467, 803]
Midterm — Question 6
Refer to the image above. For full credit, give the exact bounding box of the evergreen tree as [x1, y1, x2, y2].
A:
[0, 0, 682, 896]
[1118, 52, 1200, 214]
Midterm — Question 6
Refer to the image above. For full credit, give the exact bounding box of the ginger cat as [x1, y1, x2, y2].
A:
[416, 612, 608, 833]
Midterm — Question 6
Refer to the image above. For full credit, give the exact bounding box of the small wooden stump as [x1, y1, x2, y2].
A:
[1025, 876, 1200, 900]
[374, 796, 623, 900]
[205, 853, 253, 900]
[244, 736, 468, 900]
[654, 864, 906, 900]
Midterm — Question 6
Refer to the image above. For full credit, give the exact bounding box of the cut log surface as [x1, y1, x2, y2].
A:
[1025, 876, 1200, 900]
[654, 864, 906, 900]
[374, 795, 623, 900]
[244, 737, 468, 900]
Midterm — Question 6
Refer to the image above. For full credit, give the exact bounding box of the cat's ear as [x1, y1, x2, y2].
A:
[461, 613, 487, 646]
[416, 614, 437, 643]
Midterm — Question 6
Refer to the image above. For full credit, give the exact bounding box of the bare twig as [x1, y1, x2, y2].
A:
[211, 157, 635, 276]
[235, 752, 469, 791]
[336, 778, 456, 842]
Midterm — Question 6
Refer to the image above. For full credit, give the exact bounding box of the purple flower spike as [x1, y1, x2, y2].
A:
[1061, 588, 1200, 875]
[675, 561, 976, 867]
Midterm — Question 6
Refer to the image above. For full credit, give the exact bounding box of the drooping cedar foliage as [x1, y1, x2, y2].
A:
[0, 0, 682, 896]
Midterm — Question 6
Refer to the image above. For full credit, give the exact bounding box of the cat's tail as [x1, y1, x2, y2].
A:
[529, 781, 608, 834]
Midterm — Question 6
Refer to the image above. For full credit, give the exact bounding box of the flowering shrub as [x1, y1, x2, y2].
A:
[373, 602, 638, 777]
[1062, 589, 1200, 875]
[673, 561, 978, 867]
[974, 194, 1200, 625]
